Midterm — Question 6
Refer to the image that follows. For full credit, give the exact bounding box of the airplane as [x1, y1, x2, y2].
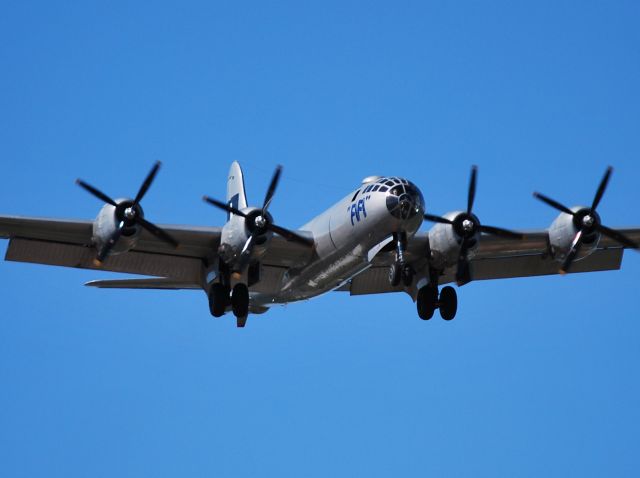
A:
[1, 161, 638, 327]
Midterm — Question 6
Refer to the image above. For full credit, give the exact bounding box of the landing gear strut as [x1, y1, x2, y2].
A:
[389, 232, 414, 287]
[416, 284, 458, 321]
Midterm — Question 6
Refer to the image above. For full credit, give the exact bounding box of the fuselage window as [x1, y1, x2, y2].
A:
[379, 186, 388, 192]
[372, 185, 380, 192]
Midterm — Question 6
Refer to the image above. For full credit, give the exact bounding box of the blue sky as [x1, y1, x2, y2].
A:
[1, 1, 639, 476]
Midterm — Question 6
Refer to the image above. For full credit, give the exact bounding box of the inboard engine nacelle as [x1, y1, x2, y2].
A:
[428, 211, 480, 268]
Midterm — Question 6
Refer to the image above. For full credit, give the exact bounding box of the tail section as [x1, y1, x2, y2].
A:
[227, 161, 248, 219]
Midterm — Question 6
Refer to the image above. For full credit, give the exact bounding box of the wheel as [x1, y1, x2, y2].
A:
[231, 283, 250, 318]
[417, 285, 438, 320]
[389, 263, 402, 287]
[209, 283, 229, 317]
[401, 265, 414, 287]
[439, 286, 458, 321]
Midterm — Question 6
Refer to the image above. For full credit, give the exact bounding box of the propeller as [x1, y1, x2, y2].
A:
[203, 165, 314, 271]
[533, 166, 638, 274]
[76, 161, 178, 265]
[423, 166, 525, 286]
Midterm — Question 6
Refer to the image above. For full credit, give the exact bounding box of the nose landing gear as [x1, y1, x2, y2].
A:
[389, 232, 415, 287]
[417, 284, 458, 321]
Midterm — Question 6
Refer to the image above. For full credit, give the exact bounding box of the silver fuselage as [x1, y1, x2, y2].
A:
[250, 177, 425, 306]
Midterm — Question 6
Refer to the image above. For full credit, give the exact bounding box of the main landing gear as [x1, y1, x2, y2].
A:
[208, 262, 250, 327]
[417, 284, 458, 321]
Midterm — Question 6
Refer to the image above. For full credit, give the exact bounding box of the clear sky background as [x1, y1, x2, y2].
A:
[1, 1, 639, 477]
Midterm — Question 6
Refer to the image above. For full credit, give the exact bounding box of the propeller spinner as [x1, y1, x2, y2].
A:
[424, 166, 525, 286]
[533, 166, 639, 273]
[76, 161, 179, 265]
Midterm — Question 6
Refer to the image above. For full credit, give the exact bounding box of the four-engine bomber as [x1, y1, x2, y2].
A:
[1, 162, 638, 327]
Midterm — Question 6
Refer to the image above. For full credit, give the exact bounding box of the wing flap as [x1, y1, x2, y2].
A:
[470, 248, 623, 281]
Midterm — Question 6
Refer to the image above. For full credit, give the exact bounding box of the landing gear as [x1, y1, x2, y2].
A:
[208, 283, 229, 318]
[209, 260, 251, 327]
[231, 283, 250, 326]
[401, 265, 414, 287]
[416, 284, 458, 321]
[417, 285, 438, 320]
[389, 232, 414, 287]
[439, 286, 457, 321]
[389, 263, 402, 287]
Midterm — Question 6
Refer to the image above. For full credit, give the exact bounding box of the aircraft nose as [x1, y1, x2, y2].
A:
[385, 181, 424, 220]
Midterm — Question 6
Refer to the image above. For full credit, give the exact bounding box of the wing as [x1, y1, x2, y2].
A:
[339, 228, 640, 296]
[0, 215, 222, 285]
[0, 215, 314, 287]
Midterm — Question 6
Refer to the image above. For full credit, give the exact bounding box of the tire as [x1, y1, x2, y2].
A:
[209, 283, 229, 318]
[389, 263, 402, 287]
[417, 285, 438, 320]
[439, 286, 458, 321]
[231, 283, 250, 318]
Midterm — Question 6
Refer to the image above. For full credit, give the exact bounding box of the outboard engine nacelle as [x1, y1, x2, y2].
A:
[76, 161, 179, 264]
[93, 200, 144, 256]
[534, 167, 638, 273]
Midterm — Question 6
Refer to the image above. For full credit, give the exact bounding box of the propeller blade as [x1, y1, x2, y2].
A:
[95, 224, 124, 265]
[76, 180, 118, 207]
[596, 224, 639, 249]
[423, 214, 454, 225]
[134, 161, 162, 205]
[479, 224, 525, 240]
[263, 165, 283, 213]
[135, 217, 179, 247]
[241, 233, 256, 256]
[591, 166, 613, 211]
[455, 239, 472, 286]
[202, 196, 248, 218]
[266, 223, 314, 246]
[560, 229, 585, 274]
[467, 166, 477, 214]
[533, 192, 575, 216]
[235, 234, 257, 272]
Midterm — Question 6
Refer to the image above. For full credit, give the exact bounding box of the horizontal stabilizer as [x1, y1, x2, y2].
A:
[85, 278, 201, 290]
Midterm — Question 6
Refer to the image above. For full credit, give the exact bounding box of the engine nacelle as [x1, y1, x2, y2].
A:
[218, 207, 274, 266]
[93, 199, 142, 256]
[548, 207, 600, 263]
[428, 211, 480, 268]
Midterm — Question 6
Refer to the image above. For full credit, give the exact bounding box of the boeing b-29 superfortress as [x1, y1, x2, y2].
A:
[1, 161, 638, 327]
